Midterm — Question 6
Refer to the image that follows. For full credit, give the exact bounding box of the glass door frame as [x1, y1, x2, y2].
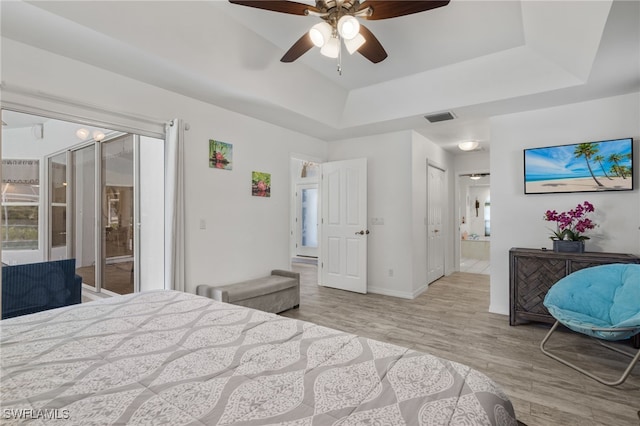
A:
[45, 134, 140, 294]
[100, 134, 137, 294]
[47, 151, 73, 261]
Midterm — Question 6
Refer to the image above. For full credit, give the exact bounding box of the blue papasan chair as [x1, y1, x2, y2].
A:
[540, 263, 640, 386]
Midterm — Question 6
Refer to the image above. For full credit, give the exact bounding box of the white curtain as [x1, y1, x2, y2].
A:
[164, 119, 185, 291]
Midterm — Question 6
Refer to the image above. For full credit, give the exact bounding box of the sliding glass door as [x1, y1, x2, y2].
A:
[3, 109, 165, 296]
[101, 135, 134, 294]
[62, 135, 135, 295]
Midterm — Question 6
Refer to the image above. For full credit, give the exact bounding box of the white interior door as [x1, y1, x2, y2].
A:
[320, 158, 367, 293]
[427, 164, 445, 283]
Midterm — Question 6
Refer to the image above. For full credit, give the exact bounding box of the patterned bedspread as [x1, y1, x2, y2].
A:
[0, 290, 517, 425]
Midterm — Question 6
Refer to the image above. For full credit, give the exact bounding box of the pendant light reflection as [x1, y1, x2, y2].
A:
[76, 128, 105, 141]
[76, 128, 89, 140]
[92, 130, 105, 141]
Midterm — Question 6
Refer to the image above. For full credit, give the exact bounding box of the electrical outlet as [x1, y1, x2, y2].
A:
[388, 269, 394, 277]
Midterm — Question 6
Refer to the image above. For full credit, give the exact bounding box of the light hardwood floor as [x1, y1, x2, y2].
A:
[281, 264, 640, 426]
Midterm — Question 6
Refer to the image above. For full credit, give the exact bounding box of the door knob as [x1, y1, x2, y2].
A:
[355, 230, 371, 235]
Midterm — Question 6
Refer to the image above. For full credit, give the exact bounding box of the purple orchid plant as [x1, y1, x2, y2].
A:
[544, 201, 596, 241]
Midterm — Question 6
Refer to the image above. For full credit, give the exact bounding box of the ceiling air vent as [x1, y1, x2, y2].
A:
[424, 111, 456, 123]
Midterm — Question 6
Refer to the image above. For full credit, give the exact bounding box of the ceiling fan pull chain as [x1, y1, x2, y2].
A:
[337, 36, 343, 76]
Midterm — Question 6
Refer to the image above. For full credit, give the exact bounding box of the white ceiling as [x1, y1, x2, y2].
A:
[1, 1, 639, 152]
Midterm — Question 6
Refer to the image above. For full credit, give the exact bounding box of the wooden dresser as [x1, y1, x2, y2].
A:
[509, 247, 640, 347]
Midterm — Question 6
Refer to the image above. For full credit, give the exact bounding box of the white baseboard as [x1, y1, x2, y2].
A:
[367, 286, 414, 299]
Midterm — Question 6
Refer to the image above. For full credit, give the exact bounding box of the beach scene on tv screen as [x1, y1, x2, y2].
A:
[525, 138, 633, 193]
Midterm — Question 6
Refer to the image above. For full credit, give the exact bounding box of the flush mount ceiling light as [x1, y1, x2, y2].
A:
[229, 0, 451, 74]
[463, 173, 489, 180]
[458, 141, 479, 151]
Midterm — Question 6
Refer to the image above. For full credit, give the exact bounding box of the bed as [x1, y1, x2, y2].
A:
[0, 290, 517, 425]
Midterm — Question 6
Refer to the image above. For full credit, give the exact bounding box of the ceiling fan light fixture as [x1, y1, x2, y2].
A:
[344, 32, 366, 54]
[458, 141, 479, 151]
[309, 22, 332, 47]
[337, 15, 360, 40]
[320, 36, 340, 58]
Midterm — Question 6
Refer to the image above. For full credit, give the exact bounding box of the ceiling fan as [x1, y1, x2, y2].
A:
[228, 0, 450, 65]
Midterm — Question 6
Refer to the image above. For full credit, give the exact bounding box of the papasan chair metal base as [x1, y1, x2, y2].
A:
[540, 263, 640, 387]
[540, 320, 640, 386]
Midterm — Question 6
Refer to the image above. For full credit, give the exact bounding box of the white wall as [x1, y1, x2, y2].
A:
[2, 38, 328, 294]
[490, 93, 640, 315]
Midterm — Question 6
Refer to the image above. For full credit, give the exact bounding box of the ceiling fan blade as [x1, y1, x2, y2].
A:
[281, 33, 314, 62]
[357, 24, 387, 63]
[229, 0, 319, 16]
[358, 0, 450, 20]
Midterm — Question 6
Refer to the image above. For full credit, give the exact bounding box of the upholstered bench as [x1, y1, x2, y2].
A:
[196, 269, 300, 313]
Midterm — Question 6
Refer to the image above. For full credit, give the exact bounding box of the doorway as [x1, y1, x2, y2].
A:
[458, 173, 490, 274]
[289, 156, 369, 294]
[291, 157, 320, 265]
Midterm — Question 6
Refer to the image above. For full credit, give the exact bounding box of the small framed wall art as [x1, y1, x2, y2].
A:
[209, 140, 233, 170]
[252, 171, 271, 197]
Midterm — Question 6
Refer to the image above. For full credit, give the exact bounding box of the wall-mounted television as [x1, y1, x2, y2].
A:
[524, 137, 634, 194]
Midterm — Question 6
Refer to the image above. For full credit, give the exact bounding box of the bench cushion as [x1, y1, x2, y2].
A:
[195, 270, 300, 313]
[219, 275, 297, 303]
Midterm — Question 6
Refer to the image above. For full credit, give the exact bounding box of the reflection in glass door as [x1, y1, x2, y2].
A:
[72, 145, 96, 290]
[68, 135, 136, 295]
[102, 135, 135, 295]
[49, 153, 69, 260]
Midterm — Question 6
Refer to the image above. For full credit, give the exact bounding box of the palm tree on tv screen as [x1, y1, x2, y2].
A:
[608, 153, 627, 179]
[593, 155, 613, 180]
[574, 143, 603, 187]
